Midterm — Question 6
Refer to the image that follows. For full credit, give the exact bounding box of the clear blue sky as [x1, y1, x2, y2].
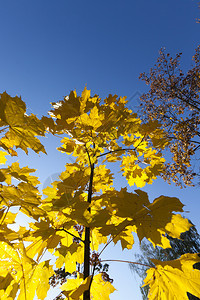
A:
[1, 1, 200, 299]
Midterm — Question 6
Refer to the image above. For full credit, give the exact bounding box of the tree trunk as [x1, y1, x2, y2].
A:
[83, 163, 94, 300]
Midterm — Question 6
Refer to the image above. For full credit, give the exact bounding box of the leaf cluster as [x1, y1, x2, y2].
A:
[0, 90, 199, 299]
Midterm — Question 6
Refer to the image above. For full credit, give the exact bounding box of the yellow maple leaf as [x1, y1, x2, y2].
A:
[61, 274, 91, 299]
[26, 219, 63, 260]
[55, 242, 84, 273]
[91, 228, 108, 251]
[0, 183, 44, 219]
[2, 162, 40, 186]
[135, 194, 185, 247]
[80, 86, 91, 113]
[165, 214, 192, 239]
[61, 273, 116, 300]
[91, 273, 116, 300]
[93, 165, 113, 192]
[0, 241, 53, 300]
[99, 189, 188, 248]
[144, 253, 200, 300]
[0, 150, 8, 164]
[0, 92, 46, 154]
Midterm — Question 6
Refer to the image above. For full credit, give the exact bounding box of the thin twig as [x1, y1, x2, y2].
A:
[193, 145, 200, 152]
[56, 228, 85, 244]
[85, 144, 92, 168]
[97, 147, 134, 158]
[88, 260, 97, 292]
[97, 136, 146, 159]
[100, 259, 151, 268]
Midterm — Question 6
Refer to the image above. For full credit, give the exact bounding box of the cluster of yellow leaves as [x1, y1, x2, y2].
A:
[45, 87, 167, 187]
[0, 89, 199, 300]
[0, 155, 55, 299]
[0, 92, 54, 299]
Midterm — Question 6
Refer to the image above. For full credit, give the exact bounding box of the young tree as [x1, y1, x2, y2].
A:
[130, 221, 200, 299]
[0, 88, 199, 299]
[139, 46, 200, 187]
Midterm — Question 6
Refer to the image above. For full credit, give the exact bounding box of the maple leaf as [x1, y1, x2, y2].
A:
[0, 183, 45, 219]
[0, 241, 53, 300]
[61, 273, 91, 299]
[91, 228, 108, 251]
[58, 137, 77, 154]
[25, 219, 64, 260]
[98, 189, 190, 248]
[0, 92, 46, 154]
[91, 273, 116, 300]
[61, 273, 116, 300]
[144, 253, 200, 299]
[55, 243, 84, 273]
[0, 150, 8, 164]
[1, 162, 40, 185]
[0, 273, 17, 299]
[99, 218, 134, 250]
[165, 214, 192, 239]
[92, 165, 113, 192]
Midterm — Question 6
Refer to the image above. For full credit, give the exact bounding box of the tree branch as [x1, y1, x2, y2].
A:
[97, 137, 145, 158]
[101, 259, 151, 268]
[56, 228, 85, 244]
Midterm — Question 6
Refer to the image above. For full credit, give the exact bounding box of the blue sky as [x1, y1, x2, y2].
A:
[1, 1, 200, 299]
[1, 0, 199, 107]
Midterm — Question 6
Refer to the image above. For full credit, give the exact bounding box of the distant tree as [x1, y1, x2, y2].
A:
[139, 46, 200, 187]
[197, 2, 200, 23]
[130, 221, 200, 299]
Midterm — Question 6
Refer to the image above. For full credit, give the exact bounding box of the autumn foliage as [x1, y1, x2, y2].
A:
[139, 46, 200, 187]
[0, 88, 199, 299]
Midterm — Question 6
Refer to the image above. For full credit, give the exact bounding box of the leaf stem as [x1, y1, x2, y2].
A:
[100, 259, 151, 268]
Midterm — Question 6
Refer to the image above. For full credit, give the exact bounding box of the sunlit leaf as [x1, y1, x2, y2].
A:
[144, 253, 200, 300]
